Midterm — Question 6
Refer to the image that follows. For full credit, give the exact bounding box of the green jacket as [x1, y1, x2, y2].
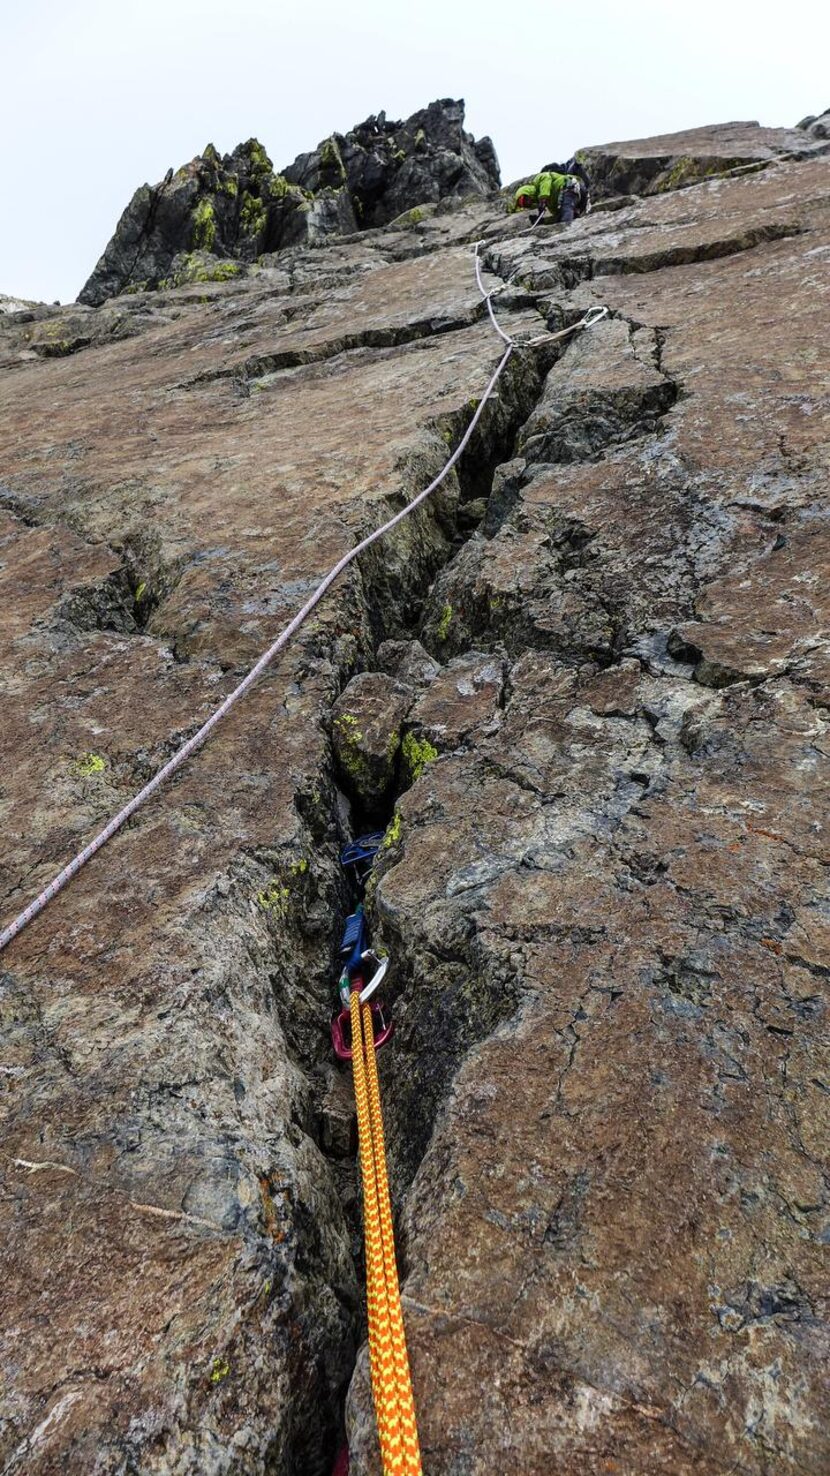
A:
[512, 171, 569, 213]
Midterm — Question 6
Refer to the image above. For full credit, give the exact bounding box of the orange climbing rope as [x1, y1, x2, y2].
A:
[350, 989, 422, 1475]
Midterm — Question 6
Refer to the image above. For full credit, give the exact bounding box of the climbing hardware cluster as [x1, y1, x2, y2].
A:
[332, 833, 422, 1475]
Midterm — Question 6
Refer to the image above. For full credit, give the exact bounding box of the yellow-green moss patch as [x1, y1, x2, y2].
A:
[75, 752, 106, 777]
[256, 880, 290, 916]
[382, 810, 403, 849]
[240, 191, 268, 237]
[192, 198, 216, 251]
[402, 732, 438, 782]
[436, 603, 453, 642]
[173, 254, 240, 285]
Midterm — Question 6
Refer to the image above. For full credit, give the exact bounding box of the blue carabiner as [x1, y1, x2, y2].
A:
[340, 904, 369, 977]
[340, 832, 384, 886]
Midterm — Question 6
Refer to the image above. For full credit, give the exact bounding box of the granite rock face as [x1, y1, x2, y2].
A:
[1, 293, 40, 315]
[1, 116, 829, 1476]
[78, 100, 500, 305]
[798, 108, 830, 140]
[577, 118, 830, 197]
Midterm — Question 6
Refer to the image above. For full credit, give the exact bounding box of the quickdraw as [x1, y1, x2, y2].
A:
[330, 897, 394, 1060]
[332, 833, 422, 1476]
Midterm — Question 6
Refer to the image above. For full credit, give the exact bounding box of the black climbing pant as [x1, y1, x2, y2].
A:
[558, 183, 581, 224]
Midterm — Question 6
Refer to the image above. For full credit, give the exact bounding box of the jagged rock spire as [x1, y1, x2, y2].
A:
[79, 99, 500, 305]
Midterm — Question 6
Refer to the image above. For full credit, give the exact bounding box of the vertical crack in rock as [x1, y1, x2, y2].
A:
[332, 165, 830, 1472]
[269, 352, 558, 1456]
[342, 313, 686, 1209]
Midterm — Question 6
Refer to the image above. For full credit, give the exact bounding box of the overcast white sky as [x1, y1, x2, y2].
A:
[2, 0, 828, 304]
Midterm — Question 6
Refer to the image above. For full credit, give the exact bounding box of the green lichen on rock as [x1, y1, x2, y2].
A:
[660, 156, 698, 190]
[267, 172, 295, 201]
[436, 603, 453, 642]
[319, 136, 346, 184]
[256, 879, 290, 917]
[331, 673, 415, 806]
[133, 578, 153, 621]
[240, 191, 268, 237]
[247, 143, 294, 196]
[655, 155, 725, 192]
[173, 253, 241, 285]
[382, 810, 403, 849]
[75, 752, 106, 777]
[247, 139, 272, 178]
[238, 170, 298, 242]
[333, 713, 370, 788]
[390, 205, 425, 229]
[36, 338, 73, 357]
[334, 713, 363, 743]
[255, 857, 309, 920]
[192, 198, 216, 251]
[402, 731, 438, 782]
[209, 1356, 230, 1384]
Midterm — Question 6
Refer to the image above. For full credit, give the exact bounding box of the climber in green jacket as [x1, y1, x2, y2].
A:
[512, 159, 591, 223]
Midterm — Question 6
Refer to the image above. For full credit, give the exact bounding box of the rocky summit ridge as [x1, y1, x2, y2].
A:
[77, 99, 500, 306]
[1, 103, 829, 1476]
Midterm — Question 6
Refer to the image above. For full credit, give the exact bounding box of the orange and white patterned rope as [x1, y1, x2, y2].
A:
[350, 991, 422, 1475]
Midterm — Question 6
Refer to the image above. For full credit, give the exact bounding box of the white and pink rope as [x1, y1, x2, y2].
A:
[0, 241, 605, 954]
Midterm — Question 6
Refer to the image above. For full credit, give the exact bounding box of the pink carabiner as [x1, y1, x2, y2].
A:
[331, 997, 394, 1060]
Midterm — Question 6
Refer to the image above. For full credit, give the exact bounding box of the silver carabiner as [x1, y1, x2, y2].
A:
[580, 305, 609, 329]
[359, 950, 389, 1002]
